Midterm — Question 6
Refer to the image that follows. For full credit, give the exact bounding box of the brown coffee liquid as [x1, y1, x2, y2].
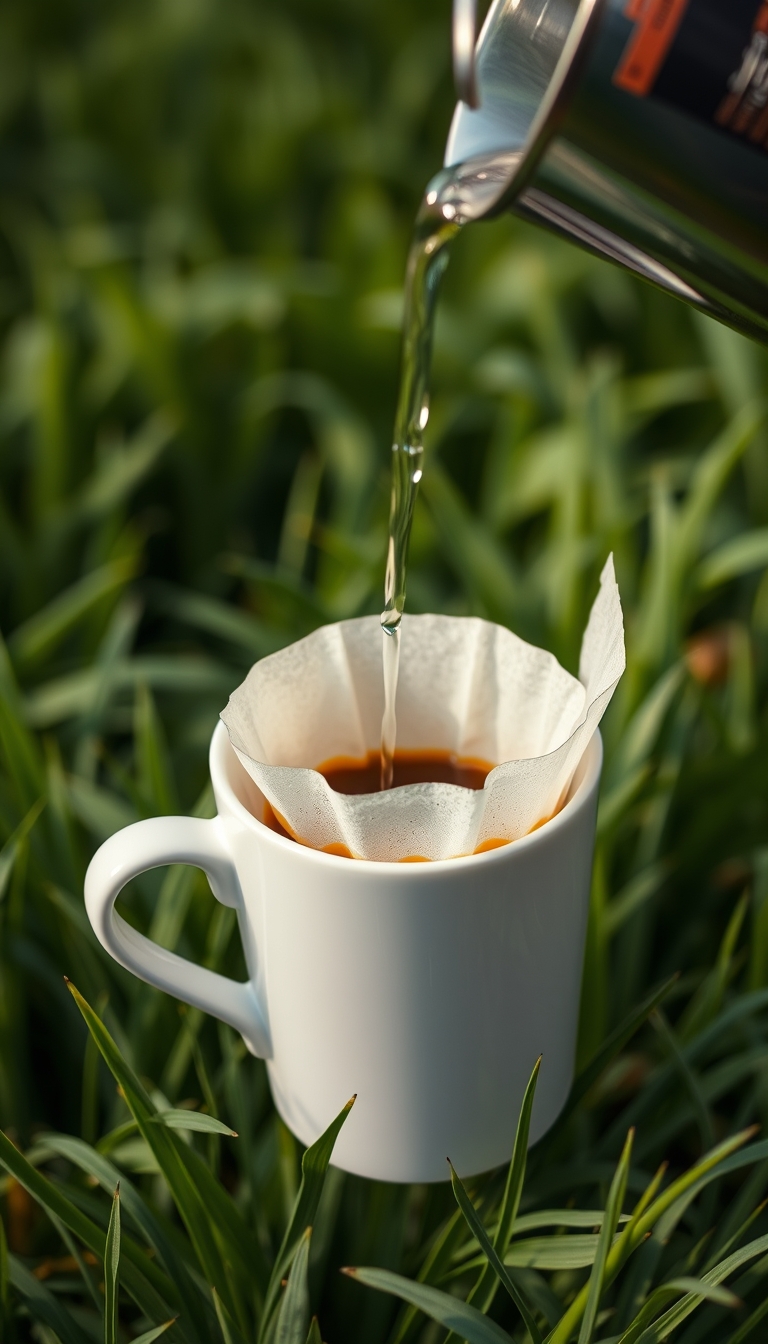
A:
[262, 749, 516, 860]
[319, 748, 493, 793]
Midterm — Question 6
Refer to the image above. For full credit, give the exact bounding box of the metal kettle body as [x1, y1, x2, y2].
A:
[447, 0, 768, 341]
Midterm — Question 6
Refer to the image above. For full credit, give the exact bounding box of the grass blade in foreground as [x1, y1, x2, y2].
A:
[438, 1057, 541, 1344]
[213, 1288, 245, 1344]
[616, 1277, 739, 1344]
[274, 1226, 311, 1344]
[41, 1130, 211, 1341]
[342, 1268, 514, 1344]
[577, 1129, 633, 1344]
[449, 1160, 542, 1344]
[454, 1235, 610, 1273]
[8, 1255, 86, 1344]
[629, 1232, 768, 1342]
[469, 1057, 541, 1322]
[67, 981, 259, 1325]
[259, 1097, 355, 1339]
[548, 1128, 756, 1342]
[389, 1209, 467, 1344]
[132, 1324, 179, 1344]
[105, 1184, 121, 1344]
[726, 1291, 768, 1344]
[0, 1129, 175, 1325]
[150, 1110, 238, 1136]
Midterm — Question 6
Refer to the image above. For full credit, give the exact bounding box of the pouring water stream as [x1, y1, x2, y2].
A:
[379, 154, 521, 788]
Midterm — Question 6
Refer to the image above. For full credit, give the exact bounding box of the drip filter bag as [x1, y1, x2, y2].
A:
[221, 556, 625, 862]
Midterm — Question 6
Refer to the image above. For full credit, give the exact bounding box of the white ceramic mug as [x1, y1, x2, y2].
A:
[85, 720, 602, 1182]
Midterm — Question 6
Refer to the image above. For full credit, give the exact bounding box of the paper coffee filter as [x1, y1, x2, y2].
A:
[221, 555, 625, 861]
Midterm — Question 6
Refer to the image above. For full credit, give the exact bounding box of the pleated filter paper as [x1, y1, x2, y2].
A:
[221, 555, 625, 861]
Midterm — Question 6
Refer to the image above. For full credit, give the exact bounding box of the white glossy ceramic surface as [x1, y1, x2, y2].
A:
[85, 721, 602, 1182]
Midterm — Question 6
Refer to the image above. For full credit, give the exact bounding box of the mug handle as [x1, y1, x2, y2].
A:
[84, 816, 271, 1058]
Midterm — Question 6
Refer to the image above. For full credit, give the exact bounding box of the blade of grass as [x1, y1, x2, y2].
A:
[7, 1254, 86, 1344]
[451, 1235, 609, 1274]
[259, 1096, 355, 1338]
[8, 558, 138, 668]
[275, 1226, 311, 1344]
[541, 974, 678, 1148]
[105, 1184, 121, 1344]
[611, 665, 686, 781]
[421, 463, 521, 626]
[0, 1128, 177, 1325]
[149, 1111, 237, 1137]
[578, 1129, 634, 1344]
[150, 583, 276, 659]
[597, 996, 768, 1158]
[25, 654, 233, 727]
[704, 1199, 768, 1273]
[725, 1291, 768, 1344]
[697, 529, 768, 590]
[135, 683, 177, 814]
[213, 1287, 248, 1344]
[132, 1322, 179, 1344]
[47, 1207, 103, 1312]
[604, 863, 670, 938]
[67, 980, 266, 1321]
[677, 403, 767, 570]
[649, 1140, 768, 1247]
[448, 1161, 542, 1344]
[75, 411, 176, 522]
[630, 1233, 768, 1343]
[496, 1058, 541, 1249]
[0, 660, 45, 809]
[41, 1130, 211, 1343]
[342, 1268, 514, 1344]
[441, 1059, 541, 1344]
[390, 1209, 467, 1344]
[678, 895, 749, 1043]
[617, 1278, 740, 1344]
[0, 1212, 8, 1326]
[547, 1129, 757, 1343]
[511, 1211, 633, 1234]
[623, 368, 715, 424]
[0, 796, 47, 903]
[475, 1057, 541, 1317]
[650, 1011, 714, 1151]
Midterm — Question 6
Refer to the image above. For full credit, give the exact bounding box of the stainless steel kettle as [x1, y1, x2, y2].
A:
[446, 0, 768, 340]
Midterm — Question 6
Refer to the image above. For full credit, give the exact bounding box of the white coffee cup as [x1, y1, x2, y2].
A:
[85, 720, 602, 1182]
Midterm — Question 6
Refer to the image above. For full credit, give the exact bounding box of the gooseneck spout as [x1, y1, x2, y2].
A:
[447, 0, 768, 342]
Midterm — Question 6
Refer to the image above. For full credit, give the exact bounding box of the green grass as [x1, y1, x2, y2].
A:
[2, 0, 768, 1339]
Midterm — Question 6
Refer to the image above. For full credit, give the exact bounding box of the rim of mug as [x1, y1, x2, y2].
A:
[209, 719, 603, 872]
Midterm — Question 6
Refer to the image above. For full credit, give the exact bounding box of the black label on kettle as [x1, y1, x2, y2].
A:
[614, 0, 768, 154]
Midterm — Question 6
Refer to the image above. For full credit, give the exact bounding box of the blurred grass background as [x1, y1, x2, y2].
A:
[3, 0, 768, 1339]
